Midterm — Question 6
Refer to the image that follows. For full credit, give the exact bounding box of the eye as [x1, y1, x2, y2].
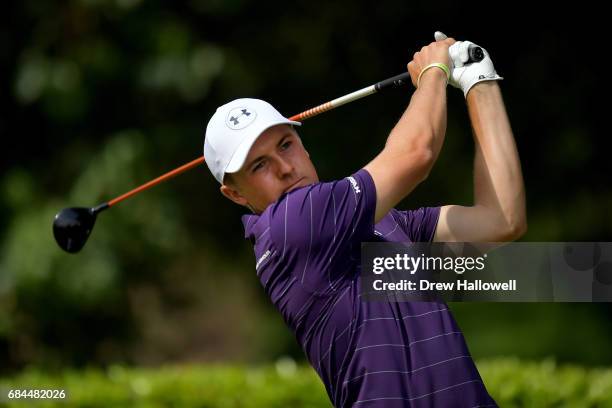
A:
[252, 160, 265, 173]
[280, 140, 292, 150]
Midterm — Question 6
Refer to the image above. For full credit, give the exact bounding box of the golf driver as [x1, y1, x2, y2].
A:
[53, 45, 484, 253]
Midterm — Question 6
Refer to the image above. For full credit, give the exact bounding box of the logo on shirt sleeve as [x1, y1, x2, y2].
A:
[346, 176, 361, 194]
[255, 249, 272, 270]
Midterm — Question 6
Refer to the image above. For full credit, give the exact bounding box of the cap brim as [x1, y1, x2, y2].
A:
[224, 120, 301, 175]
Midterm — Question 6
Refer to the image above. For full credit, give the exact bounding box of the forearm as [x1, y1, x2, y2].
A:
[385, 69, 448, 164]
[467, 82, 526, 236]
[364, 38, 454, 223]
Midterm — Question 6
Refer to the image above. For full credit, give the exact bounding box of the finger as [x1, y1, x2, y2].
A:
[407, 61, 419, 86]
[449, 41, 473, 66]
[449, 42, 464, 68]
[457, 41, 472, 63]
[408, 60, 419, 73]
[434, 31, 448, 41]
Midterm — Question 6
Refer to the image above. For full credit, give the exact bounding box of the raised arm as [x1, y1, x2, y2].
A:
[434, 41, 526, 242]
[365, 37, 455, 223]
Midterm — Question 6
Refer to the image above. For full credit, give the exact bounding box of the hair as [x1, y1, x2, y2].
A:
[223, 173, 236, 187]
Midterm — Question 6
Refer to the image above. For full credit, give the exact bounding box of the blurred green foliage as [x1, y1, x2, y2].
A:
[1, 0, 610, 382]
[2, 359, 612, 407]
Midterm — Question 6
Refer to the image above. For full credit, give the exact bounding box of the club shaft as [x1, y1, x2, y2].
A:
[289, 85, 377, 121]
[289, 72, 411, 121]
[107, 157, 205, 207]
[105, 72, 412, 208]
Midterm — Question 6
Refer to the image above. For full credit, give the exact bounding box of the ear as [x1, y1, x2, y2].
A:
[220, 184, 249, 207]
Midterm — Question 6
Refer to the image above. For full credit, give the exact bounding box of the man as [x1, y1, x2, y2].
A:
[203, 33, 525, 407]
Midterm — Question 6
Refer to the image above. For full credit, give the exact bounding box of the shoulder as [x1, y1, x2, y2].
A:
[262, 169, 376, 247]
[267, 169, 374, 219]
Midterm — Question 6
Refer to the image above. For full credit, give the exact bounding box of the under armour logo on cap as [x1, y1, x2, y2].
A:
[226, 107, 257, 130]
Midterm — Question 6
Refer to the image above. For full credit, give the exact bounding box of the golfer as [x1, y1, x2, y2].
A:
[203, 34, 525, 407]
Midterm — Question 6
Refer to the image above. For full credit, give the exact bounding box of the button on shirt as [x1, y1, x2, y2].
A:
[242, 169, 497, 407]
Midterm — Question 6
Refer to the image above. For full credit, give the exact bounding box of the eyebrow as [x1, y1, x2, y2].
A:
[245, 132, 294, 170]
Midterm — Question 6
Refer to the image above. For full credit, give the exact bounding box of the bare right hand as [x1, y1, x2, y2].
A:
[407, 37, 455, 87]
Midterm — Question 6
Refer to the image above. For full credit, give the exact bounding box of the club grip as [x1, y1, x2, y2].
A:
[374, 72, 412, 91]
[468, 45, 484, 62]
[373, 45, 485, 92]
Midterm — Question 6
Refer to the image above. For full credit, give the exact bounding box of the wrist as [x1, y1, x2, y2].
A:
[465, 80, 500, 99]
[417, 63, 450, 88]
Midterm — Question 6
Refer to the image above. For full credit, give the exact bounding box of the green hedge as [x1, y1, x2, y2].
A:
[2, 358, 612, 407]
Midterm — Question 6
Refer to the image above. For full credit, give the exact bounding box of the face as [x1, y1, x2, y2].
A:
[220, 124, 319, 213]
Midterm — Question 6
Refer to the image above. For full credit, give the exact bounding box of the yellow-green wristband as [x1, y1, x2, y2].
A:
[417, 63, 450, 87]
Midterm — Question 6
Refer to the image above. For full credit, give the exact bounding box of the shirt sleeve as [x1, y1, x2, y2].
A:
[268, 169, 376, 292]
[392, 206, 441, 242]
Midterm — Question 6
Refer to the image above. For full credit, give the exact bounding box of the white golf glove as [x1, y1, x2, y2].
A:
[435, 31, 503, 97]
[449, 41, 502, 96]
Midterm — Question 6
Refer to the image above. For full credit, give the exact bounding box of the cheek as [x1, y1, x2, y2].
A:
[246, 174, 284, 202]
[290, 148, 309, 165]
[296, 150, 314, 172]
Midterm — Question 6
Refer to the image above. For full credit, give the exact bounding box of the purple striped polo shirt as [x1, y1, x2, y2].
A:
[242, 169, 497, 407]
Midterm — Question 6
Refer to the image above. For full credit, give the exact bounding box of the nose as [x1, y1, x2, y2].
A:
[276, 156, 295, 178]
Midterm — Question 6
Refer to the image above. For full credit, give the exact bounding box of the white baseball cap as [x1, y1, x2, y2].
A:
[203, 98, 301, 183]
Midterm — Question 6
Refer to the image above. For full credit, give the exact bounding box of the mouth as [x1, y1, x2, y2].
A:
[284, 177, 305, 194]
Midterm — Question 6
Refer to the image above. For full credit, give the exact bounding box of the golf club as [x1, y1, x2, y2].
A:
[53, 45, 484, 253]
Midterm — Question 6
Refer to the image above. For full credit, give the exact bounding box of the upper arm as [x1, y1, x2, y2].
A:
[434, 204, 521, 242]
[392, 207, 441, 243]
[364, 146, 433, 224]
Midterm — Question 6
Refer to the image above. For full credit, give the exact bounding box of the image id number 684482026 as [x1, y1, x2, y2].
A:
[5, 388, 67, 401]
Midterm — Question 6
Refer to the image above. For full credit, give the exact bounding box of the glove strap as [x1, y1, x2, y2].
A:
[417, 63, 450, 88]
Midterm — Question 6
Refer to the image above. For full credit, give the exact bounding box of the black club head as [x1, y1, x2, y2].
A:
[53, 207, 99, 253]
